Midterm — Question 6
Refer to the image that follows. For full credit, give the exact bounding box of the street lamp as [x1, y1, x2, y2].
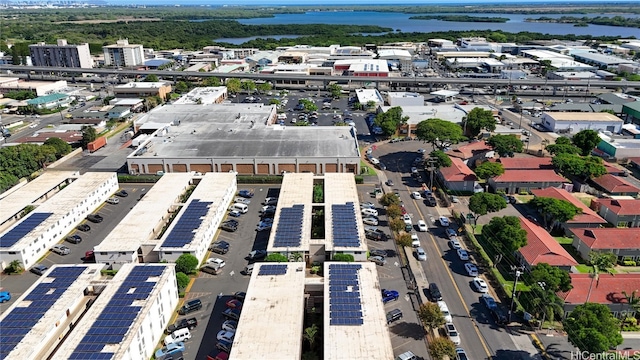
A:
[508, 266, 525, 323]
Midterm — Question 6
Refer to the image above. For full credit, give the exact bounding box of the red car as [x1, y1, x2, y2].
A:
[225, 299, 243, 310]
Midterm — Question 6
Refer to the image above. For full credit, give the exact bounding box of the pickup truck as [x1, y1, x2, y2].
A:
[166, 317, 198, 334]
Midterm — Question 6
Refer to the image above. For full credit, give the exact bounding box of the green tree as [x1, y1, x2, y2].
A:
[396, 233, 412, 247]
[428, 337, 457, 360]
[529, 197, 582, 229]
[175, 254, 199, 274]
[622, 290, 640, 313]
[417, 302, 446, 330]
[265, 253, 288, 262]
[303, 324, 319, 350]
[530, 263, 573, 293]
[333, 253, 354, 262]
[241, 79, 256, 94]
[546, 138, 581, 155]
[175, 271, 190, 290]
[144, 74, 159, 82]
[379, 193, 400, 207]
[202, 77, 222, 87]
[226, 78, 242, 94]
[552, 154, 606, 180]
[386, 204, 402, 219]
[374, 107, 408, 136]
[564, 302, 623, 353]
[389, 218, 406, 233]
[174, 81, 190, 94]
[328, 83, 342, 99]
[468, 192, 507, 222]
[43, 137, 72, 158]
[366, 100, 377, 110]
[474, 161, 505, 180]
[5, 259, 24, 274]
[463, 107, 496, 137]
[487, 134, 523, 157]
[415, 119, 465, 150]
[299, 99, 318, 113]
[482, 216, 527, 253]
[572, 129, 601, 156]
[81, 126, 98, 149]
[429, 150, 452, 169]
[530, 288, 566, 325]
[256, 82, 272, 94]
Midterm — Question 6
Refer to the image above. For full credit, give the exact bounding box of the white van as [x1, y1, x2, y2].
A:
[164, 328, 191, 345]
[229, 203, 248, 214]
[361, 208, 379, 217]
[437, 301, 453, 323]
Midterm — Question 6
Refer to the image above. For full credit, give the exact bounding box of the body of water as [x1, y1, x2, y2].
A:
[223, 11, 640, 39]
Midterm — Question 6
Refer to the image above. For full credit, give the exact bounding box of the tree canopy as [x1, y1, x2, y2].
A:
[572, 129, 601, 156]
[299, 98, 318, 113]
[546, 136, 580, 155]
[487, 134, 523, 157]
[474, 161, 505, 180]
[468, 192, 507, 220]
[418, 302, 446, 330]
[175, 254, 199, 274]
[81, 126, 98, 149]
[226, 78, 241, 94]
[428, 338, 457, 360]
[415, 118, 465, 150]
[43, 137, 72, 159]
[0, 144, 57, 192]
[481, 216, 527, 254]
[429, 150, 452, 169]
[529, 197, 582, 229]
[463, 107, 496, 137]
[144, 74, 159, 82]
[564, 302, 623, 353]
[373, 107, 408, 136]
[328, 83, 342, 99]
[551, 154, 606, 180]
[530, 263, 573, 293]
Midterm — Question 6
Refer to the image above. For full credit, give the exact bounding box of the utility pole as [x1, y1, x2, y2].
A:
[426, 157, 438, 190]
[508, 266, 525, 323]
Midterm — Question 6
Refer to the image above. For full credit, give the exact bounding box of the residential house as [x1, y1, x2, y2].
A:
[530, 187, 607, 233]
[488, 170, 566, 194]
[25, 93, 70, 110]
[497, 156, 554, 170]
[516, 217, 578, 271]
[570, 227, 640, 261]
[593, 198, 640, 228]
[107, 106, 131, 119]
[591, 174, 640, 197]
[446, 141, 493, 166]
[436, 157, 478, 192]
[558, 273, 639, 318]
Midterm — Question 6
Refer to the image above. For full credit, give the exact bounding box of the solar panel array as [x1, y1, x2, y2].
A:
[328, 264, 364, 326]
[0, 266, 88, 358]
[332, 203, 360, 248]
[0, 212, 53, 248]
[68, 265, 166, 360]
[161, 199, 212, 248]
[257, 264, 288, 276]
[273, 205, 304, 248]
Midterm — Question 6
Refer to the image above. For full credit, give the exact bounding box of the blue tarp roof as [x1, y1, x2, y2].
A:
[144, 59, 172, 67]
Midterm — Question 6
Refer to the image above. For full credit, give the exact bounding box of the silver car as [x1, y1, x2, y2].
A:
[368, 255, 386, 266]
[51, 244, 71, 255]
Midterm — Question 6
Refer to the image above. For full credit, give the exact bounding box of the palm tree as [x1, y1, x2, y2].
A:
[303, 324, 319, 351]
[7, 260, 23, 274]
[622, 290, 640, 316]
[587, 252, 617, 300]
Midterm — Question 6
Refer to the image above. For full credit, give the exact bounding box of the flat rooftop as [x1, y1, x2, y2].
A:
[173, 86, 227, 105]
[323, 262, 394, 360]
[0, 171, 79, 227]
[324, 173, 368, 252]
[267, 173, 313, 252]
[130, 104, 359, 159]
[156, 172, 236, 251]
[355, 89, 384, 104]
[381, 105, 466, 125]
[94, 173, 194, 253]
[545, 111, 623, 122]
[52, 264, 175, 360]
[0, 264, 105, 360]
[229, 262, 306, 360]
[115, 82, 168, 89]
[602, 138, 640, 149]
[0, 172, 117, 251]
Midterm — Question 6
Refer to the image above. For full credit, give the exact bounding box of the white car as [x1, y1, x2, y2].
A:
[464, 263, 478, 277]
[106, 197, 120, 204]
[360, 202, 375, 209]
[260, 205, 276, 213]
[411, 233, 420, 247]
[450, 196, 460, 203]
[417, 220, 427, 232]
[449, 239, 462, 250]
[206, 258, 226, 269]
[473, 277, 489, 293]
[363, 217, 379, 226]
[457, 249, 469, 261]
[403, 214, 412, 222]
[445, 323, 461, 345]
[439, 216, 450, 227]
[416, 247, 427, 261]
[411, 191, 422, 200]
[369, 157, 380, 165]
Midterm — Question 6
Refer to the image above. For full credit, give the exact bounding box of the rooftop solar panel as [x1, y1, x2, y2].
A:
[331, 204, 361, 248]
[328, 264, 364, 326]
[257, 264, 288, 276]
[273, 205, 304, 248]
[161, 200, 212, 248]
[0, 212, 54, 248]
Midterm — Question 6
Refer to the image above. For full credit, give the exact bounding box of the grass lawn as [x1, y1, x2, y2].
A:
[515, 195, 534, 203]
[553, 236, 573, 245]
[360, 161, 375, 175]
[574, 264, 593, 273]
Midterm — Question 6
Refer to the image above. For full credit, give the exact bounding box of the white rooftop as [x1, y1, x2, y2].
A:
[387, 92, 423, 99]
[173, 86, 227, 105]
[229, 262, 306, 360]
[116, 82, 169, 89]
[324, 173, 368, 252]
[355, 88, 384, 105]
[94, 173, 194, 253]
[324, 262, 394, 360]
[349, 60, 389, 74]
[381, 105, 467, 125]
[545, 111, 623, 122]
[0, 171, 79, 227]
[267, 173, 313, 252]
[377, 49, 412, 60]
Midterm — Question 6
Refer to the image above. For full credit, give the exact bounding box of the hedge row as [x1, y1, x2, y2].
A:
[117, 175, 161, 183]
[237, 175, 283, 184]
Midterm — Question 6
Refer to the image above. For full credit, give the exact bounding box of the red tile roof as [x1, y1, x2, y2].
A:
[497, 157, 553, 170]
[595, 198, 640, 216]
[603, 162, 625, 175]
[446, 141, 492, 160]
[530, 187, 606, 225]
[559, 273, 640, 305]
[438, 158, 477, 182]
[518, 217, 578, 267]
[571, 228, 640, 250]
[592, 174, 640, 194]
[492, 170, 566, 183]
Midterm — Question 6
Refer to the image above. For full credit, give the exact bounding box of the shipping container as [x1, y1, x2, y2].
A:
[87, 136, 107, 152]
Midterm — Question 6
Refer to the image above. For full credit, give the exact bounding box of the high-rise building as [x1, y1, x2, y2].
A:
[103, 39, 144, 67]
[29, 39, 93, 68]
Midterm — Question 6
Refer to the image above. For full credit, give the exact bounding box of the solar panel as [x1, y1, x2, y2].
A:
[68, 265, 166, 359]
[0, 212, 54, 248]
[257, 264, 288, 276]
[273, 205, 304, 248]
[0, 265, 88, 358]
[161, 200, 212, 248]
[328, 264, 363, 326]
[331, 204, 361, 248]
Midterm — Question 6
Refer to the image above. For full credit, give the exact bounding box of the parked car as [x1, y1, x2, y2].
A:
[226, 299, 243, 309]
[216, 339, 233, 353]
[429, 283, 443, 301]
[360, 202, 375, 209]
[382, 289, 400, 303]
[425, 196, 437, 207]
[386, 308, 403, 324]
[210, 241, 230, 254]
[446, 228, 457, 239]
[77, 224, 91, 232]
[0, 289, 12, 303]
[166, 318, 198, 334]
[368, 255, 386, 266]
[450, 196, 460, 203]
[155, 341, 185, 360]
[234, 197, 251, 205]
[491, 305, 509, 325]
[370, 249, 387, 257]
[448, 239, 462, 250]
[106, 197, 120, 204]
[220, 222, 237, 232]
[417, 220, 427, 232]
[416, 247, 427, 261]
[365, 229, 387, 241]
[473, 277, 489, 293]
[246, 250, 267, 260]
[411, 233, 420, 248]
[217, 330, 235, 342]
[30, 264, 48, 276]
[445, 322, 461, 345]
[363, 217, 379, 226]
[456, 348, 469, 360]
[115, 190, 129, 197]
[256, 223, 272, 232]
[481, 294, 497, 309]
[51, 244, 71, 255]
[438, 216, 450, 227]
[385, 180, 394, 186]
[411, 191, 422, 200]
[238, 189, 254, 198]
[222, 320, 237, 332]
[86, 214, 104, 223]
[263, 197, 278, 206]
[228, 210, 242, 218]
[222, 308, 241, 320]
[65, 234, 82, 244]
[464, 263, 479, 277]
[206, 258, 226, 269]
[457, 249, 469, 261]
[233, 291, 246, 301]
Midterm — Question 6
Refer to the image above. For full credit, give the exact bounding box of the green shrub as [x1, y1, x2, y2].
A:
[237, 175, 283, 184]
[623, 260, 637, 266]
[117, 174, 161, 183]
[265, 253, 288, 262]
[100, 269, 118, 276]
[175, 254, 199, 274]
[333, 253, 355, 262]
[354, 175, 364, 184]
[176, 272, 190, 290]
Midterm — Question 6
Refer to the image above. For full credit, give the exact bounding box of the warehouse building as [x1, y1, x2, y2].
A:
[597, 137, 640, 160]
[0, 172, 118, 272]
[540, 112, 623, 134]
[386, 92, 425, 107]
[113, 81, 172, 99]
[127, 104, 360, 175]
